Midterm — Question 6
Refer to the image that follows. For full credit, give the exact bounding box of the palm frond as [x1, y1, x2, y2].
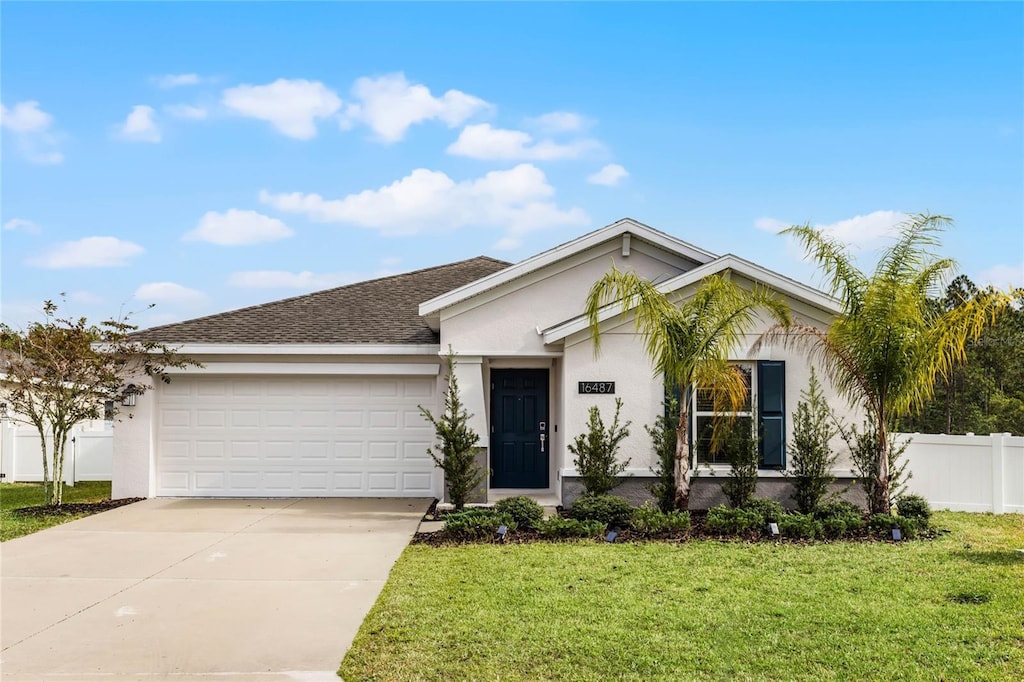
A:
[780, 224, 866, 313]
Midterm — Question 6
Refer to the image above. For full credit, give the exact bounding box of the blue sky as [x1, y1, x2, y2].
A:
[2, 2, 1022, 330]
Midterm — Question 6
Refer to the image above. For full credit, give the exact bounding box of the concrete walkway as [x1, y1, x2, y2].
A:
[1, 497, 430, 681]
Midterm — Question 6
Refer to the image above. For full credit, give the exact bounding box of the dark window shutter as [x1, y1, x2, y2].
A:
[758, 361, 785, 468]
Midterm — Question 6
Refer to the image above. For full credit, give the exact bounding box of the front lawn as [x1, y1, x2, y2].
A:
[341, 512, 1024, 681]
[0, 481, 114, 541]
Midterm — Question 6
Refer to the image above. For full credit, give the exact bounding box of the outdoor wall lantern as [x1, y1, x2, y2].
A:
[121, 384, 139, 407]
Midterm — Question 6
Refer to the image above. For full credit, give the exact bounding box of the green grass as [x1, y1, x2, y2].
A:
[0, 481, 113, 542]
[341, 512, 1024, 681]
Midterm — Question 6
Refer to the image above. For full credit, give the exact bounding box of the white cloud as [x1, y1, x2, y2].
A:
[260, 163, 588, 247]
[977, 262, 1024, 288]
[0, 100, 64, 164]
[117, 105, 161, 143]
[164, 104, 208, 120]
[341, 73, 491, 143]
[1, 100, 53, 132]
[228, 270, 357, 290]
[152, 73, 205, 89]
[755, 210, 909, 251]
[28, 237, 144, 269]
[3, 218, 40, 233]
[526, 111, 586, 133]
[68, 290, 104, 305]
[587, 164, 629, 187]
[134, 282, 207, 304]
[183, 209, 294, 245]
[754, 217, 789, 233]
[447, 123, 598, 161]
[222, 79, 341, 140]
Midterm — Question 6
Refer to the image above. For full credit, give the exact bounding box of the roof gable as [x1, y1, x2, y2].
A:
[418, 218, 716, 318]
[542, 253, 841, 344]
[134, 256, 511, 345]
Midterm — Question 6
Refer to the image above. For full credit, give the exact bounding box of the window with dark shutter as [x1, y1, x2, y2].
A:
[758, 361, 786, 468]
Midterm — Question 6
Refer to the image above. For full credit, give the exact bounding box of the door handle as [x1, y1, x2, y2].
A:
[540, 434, 546, 452]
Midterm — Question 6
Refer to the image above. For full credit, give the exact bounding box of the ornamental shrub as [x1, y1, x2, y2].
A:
[840, 419, 911, 514]
[645, 394, 679, 512]
[493, 495, 545, 530]
[821, 516, 850, 539]
[705, 505, 762, 535]
[895, 494, 932, 524]
[743, 497, 785, 524]
[778, 512, 822, 539]
[569, 398, 632, 496]
[536, 516, 605, 538]
[442, 509, 516, 540]
[630, 502, 691, 534]
[570, 494, 635, 528]
[720, 425, 760, 508]
[868, 513, 897, 536]
[787, 369, 838, 514]
[420, 352, 484, 511]
[815, 499, 863, 519]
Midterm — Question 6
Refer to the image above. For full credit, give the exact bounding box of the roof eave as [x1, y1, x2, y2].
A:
[418, 218, 716, 317]
[542, 254, 841, 344]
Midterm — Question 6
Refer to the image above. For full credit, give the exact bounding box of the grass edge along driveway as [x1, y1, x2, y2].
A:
[1, 481, 113, 541]
[341, 512, 1024, 681]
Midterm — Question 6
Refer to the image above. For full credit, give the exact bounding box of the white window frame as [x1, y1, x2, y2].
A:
[692, 362, 756, 468]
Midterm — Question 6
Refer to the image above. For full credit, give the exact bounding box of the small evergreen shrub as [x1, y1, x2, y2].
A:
[743, 498, 785, 524]
[720, 425, 760, 508]
[787, 368, 838, 514]
[569, 398, 632, 496]
[705, 505, 763, 535]
[840, 419, 911, 514]
[868, 513, 897, 536]
[420, 352, 484, 511]
[821, 516, 851, 539]
[893, 516, 920, 539]
[815, 499, 865, 537]
[778, 512, 822, 539]
[493, 495, 545, 530]
[442, 509, 516, 540]
[570, 494, 635, 528]
[630, 502, 691, 534]
[815, 499, 864, 520]
[537, 516, 605, 538]
[895, 494, 932, 524]
[646, 394, 679, 512]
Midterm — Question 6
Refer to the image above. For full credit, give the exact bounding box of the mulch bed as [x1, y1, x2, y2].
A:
[10, 497, 144, 517]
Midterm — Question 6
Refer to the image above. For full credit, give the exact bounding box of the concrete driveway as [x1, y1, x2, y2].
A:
[1, 497, 429, 681]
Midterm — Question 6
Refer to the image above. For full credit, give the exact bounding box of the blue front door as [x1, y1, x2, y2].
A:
[490, 369, 549, 488]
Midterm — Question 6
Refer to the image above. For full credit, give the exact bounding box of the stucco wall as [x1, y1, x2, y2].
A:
[112, 380, 156, 499]
[557, 293, 864, 484]
[441, 240, 695, 355]
[562, 331, 663, 472]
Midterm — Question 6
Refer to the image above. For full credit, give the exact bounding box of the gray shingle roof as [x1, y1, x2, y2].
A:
[134, 256, 511, 345]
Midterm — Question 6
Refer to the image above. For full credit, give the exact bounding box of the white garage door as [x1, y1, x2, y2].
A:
[155, 375, 437, 497]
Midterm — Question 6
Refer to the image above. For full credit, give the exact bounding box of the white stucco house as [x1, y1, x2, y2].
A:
[114, 218, 852, 508]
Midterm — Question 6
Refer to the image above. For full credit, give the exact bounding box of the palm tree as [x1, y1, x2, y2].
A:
[755, 213, 1011, 513]
[585, 268, 791, 509]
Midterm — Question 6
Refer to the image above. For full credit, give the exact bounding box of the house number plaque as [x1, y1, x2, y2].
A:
[578, 381, 615, 394]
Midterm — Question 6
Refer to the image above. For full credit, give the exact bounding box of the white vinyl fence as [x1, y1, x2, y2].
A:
[0, 422, 113, 484]
[900, 432, 1023, 514]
